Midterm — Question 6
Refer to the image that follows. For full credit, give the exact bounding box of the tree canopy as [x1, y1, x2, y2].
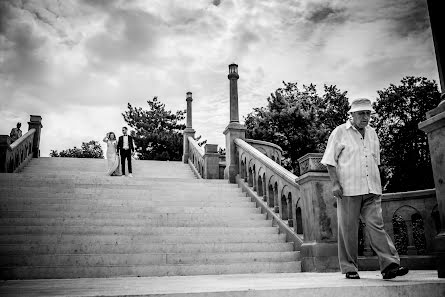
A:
[50, 140, 103, 158]
[122, 97, 186, 161]
[372, 76, 441, 192]
[245, 82, 349, 174]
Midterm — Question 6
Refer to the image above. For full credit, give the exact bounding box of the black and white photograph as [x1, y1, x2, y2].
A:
[0, 0, 444, 296]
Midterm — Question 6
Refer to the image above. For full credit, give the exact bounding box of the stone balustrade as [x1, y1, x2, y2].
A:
[245, 139, 283, 165]
[234, 138, 303, 249]
[0, 115, 42, 173]
[359, 188, 439, 269]
[0, 129, 36, 173]
[187, 137, 220, 179]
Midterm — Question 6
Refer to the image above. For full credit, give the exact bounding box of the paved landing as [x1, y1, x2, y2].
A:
[1, 271, 444, 297]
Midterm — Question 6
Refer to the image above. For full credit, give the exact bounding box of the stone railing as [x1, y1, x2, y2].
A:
[187, 137, 220, 179]
[234, 138, 303, 249]
[245, 139, 283, 165]
[359, 188, 439, 270]
[0, 115, 43, 173]
[0, 130, 35, 173]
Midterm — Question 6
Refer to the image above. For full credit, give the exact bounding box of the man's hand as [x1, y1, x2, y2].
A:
[332, 181, 344, 199]
[326, 165, 343, 199]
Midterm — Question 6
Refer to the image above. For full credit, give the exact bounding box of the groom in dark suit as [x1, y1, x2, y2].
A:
[117, 127, 135, 177]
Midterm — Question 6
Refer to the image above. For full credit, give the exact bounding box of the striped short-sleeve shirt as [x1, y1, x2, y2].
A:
[321, 120, 382, 196]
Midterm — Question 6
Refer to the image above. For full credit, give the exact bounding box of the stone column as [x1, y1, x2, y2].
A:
[419, 110, 445, 277]
[228, 63, 240, 123]
[204, 144, 220, 179]
[224, 64, 246, 183]
[427, 0, 445, 96]
[297, 153, 339, 272]
[28, 115, 42, 158]
[417, 0, 445, 278]
[183, 92, 196, 164]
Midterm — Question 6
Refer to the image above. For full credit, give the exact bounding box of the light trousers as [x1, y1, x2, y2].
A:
[337, 193, 400, 273]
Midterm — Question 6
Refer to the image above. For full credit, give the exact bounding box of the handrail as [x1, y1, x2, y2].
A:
[245, 138, 283, 152]
[235, 138, 299, 187]
[0, 129, 36, 173]
[10, 129, 35, 150]
[188, 136, 204, 156]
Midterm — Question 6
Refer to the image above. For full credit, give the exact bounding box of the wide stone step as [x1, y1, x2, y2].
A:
[0, 192, 249, 202]
[0, 192, 251, 204]
[0, 242, 295, 255]
[0, 218, 271, 229]
[0, 186, 243, 195]
[0, 261, 301, 279]
[0, 210, 265, 220]
[0, 272, 441, 297]
[1, 251, 299, 266]
[0, 226, 278, 235]
[0, 205, 261, 214]
[0, 233, 287, 244]
[0, 199, 256, 212]
[0, 191, 245, 201]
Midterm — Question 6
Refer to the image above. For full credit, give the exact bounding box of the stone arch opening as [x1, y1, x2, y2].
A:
[244, 158, 248, 181]
[274, 182, 279, 213]
[262, 173, 267, 201]
[411, 213, 426, 255]
[253, 164, 256, 191]
[248, 167, 253, 187]
[257, 175, 263, 196]
[268, 184, 274, 208]
[280, 194, 288, 220]
[393, 205, 423, 255]
[240, 160, 245, 179]
[295, 205, 303, 234]
[287, 193, 293, 227]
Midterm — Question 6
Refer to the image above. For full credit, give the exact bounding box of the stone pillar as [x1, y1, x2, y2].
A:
[297, 153, 339, 272]
[204, 144, 220, 179]
[417, 0, 445, 278]
[27, 115, 42, 158]
[183, 92, 196, 164]
[224, 64, 246, 183]
[427, 0, 445, 96]
[228, 63, 240, 123]
[419, 107, 445, 277]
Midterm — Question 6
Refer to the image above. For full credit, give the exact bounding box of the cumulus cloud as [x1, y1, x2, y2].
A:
[0, 0, 439, 156]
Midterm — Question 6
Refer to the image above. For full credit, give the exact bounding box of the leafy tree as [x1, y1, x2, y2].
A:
[50, 140, 104, 158]
[372, 76, 441, 192]
[122, 97, 186, 161]
[245, 82, 349, 174]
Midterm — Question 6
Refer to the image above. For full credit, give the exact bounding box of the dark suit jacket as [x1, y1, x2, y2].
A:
[117, 135, 134, 154]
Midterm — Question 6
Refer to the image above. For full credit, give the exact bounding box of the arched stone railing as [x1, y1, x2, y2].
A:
[245, 139, 283, 165]
[358, 189, 438, 270]
[234, 138, 303, 249]
[0, 115, 42, 173]
[187, 137, 220, 179]
[0, 129, 35, 173]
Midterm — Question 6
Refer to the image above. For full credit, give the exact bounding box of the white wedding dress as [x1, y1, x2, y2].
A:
[106, 140, 120, 176]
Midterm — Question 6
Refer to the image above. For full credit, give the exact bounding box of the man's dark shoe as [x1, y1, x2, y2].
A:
[346, 271, 360, 279]
[382, 265, 409, 279]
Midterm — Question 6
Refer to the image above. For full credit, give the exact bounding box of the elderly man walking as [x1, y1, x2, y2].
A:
[321, 98, 409, 280]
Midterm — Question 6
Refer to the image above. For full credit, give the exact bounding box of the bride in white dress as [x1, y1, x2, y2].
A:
[103, 132, 120, 176]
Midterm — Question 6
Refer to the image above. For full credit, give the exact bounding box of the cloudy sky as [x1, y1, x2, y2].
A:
[0, 0, 439, 157]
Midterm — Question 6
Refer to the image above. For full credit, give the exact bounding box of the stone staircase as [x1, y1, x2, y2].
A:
[0, 157, 300, 279]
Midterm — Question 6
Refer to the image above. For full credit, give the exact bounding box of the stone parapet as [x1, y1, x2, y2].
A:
[419, 103, 445, 277]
